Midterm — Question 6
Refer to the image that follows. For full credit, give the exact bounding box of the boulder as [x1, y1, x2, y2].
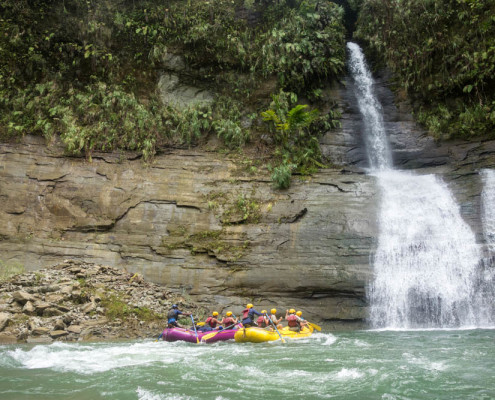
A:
[67, 325, 82, 334]
[0, 312, 11, 332]
[45, 293, 64, 303]
[49, 330, 68, 339]
[32, 327, 51, 336]
[82, 302, 96, 314]
[22, 301, 36, 315]
[43, 307, 63, 317]
[35, 301, 51, 314]
[60, 285, 73, 295]
[53, 319, 65, 331]
[12, 290, 34, 305]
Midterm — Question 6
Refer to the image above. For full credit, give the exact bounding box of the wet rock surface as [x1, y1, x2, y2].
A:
[0, 260, 206, 344]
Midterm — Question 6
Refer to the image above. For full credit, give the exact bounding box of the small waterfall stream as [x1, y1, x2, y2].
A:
[347, 42, 493, 328]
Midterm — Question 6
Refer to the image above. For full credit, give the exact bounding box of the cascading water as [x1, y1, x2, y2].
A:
[481, 169, 495, 252]
[346, 43, 392, 171]
[347, 42, 491, 328]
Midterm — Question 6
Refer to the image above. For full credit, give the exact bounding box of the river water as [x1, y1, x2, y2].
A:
[1, 329, 494, 400]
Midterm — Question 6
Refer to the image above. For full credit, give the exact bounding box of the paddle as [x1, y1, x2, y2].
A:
[154, 331, 164, 342]
[306, 321, 321, 332]
[190, 315, 200, 344]
[200, 314, 238, 343]
[265, 313, 286, 343]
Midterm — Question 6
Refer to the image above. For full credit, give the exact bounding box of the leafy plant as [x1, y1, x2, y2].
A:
[261, 90, 338, 187]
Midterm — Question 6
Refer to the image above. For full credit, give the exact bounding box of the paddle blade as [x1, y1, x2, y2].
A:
[308, 321, 321, 331]
[201, 331, 218, 342]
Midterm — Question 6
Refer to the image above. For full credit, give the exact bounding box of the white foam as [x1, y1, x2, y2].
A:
[136, 387, 195, 400]
[334, 368, 365, 380]
[5, 341, 223, 374]
[402, 353, 448, 372]
[313, 333, 337, 346]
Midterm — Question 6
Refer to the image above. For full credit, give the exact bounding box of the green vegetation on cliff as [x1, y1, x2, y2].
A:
[355, 0, 495, 139]
[0, 0, 345, 186]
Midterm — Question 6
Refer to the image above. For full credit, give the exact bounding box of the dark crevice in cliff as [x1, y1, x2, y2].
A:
[26, 173, 68, 183]
[305, 289, 365, 299]
[279, 208, 307, 223]
[66, 199, 202, 233]
[95, 171, 111, 180]
[340, 169, 366, 175]
[6, 210, 25, 215]
[318, 182, 351, 192]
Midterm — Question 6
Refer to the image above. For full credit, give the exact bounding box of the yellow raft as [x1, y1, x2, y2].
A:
[234, 325, 314, 343]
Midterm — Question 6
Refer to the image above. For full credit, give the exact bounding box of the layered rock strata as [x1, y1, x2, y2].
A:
[0, 136, 377, 326]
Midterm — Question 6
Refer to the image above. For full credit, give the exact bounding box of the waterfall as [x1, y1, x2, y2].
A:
[347, 42, 392, 170]
[347, 42, 490, 328]
[481, 169, 495, 252]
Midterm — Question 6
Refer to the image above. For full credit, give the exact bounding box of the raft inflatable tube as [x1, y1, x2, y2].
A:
[162, 326, 239, 343]
[234, 325, 313, 343]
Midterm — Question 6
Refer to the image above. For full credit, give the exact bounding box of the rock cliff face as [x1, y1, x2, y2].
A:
[2, 72, 495, 327]
[0, 136, 378, 327]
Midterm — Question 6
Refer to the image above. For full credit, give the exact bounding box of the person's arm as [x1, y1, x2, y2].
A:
[179, 310, 192, 317]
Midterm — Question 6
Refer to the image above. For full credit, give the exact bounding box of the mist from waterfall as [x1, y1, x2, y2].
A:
[347, 42, 492, 328]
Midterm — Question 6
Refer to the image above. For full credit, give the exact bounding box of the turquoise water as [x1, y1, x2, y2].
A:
[1, 330, 494, 400]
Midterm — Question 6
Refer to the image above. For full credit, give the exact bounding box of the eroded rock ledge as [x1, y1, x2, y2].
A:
[0, 260, 206, 344]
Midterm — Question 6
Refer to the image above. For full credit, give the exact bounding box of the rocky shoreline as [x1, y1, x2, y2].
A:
[0, 260, 206, 344]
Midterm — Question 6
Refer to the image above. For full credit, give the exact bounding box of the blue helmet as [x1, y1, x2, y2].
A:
[172, 304, 178, 309]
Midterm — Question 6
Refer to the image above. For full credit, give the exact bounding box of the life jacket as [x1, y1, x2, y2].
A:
[167, 309, 178, 322]
[223, 317, 235, 326]
[242, 308, 250, 319]
[256, 315, 267, 327]
[287, 314, 299, 327]
[205, 316, 217, 328]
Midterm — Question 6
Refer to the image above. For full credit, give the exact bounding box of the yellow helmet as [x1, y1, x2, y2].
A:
[226, 311, 232, 317]
[261, 310, 267, 314]
[289, 308, 296, 314]
[246, 303, 253, 309]
[271, 308, 277, 314]
[212, 311, 219, 317]
[296, 311, 302, 317]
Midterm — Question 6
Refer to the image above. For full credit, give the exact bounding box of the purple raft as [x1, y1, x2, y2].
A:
[162, 326, 239, 343]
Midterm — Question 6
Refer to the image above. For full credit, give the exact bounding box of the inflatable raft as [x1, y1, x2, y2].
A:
[234, 325, 314, 343]
[162, 326, 239, 343]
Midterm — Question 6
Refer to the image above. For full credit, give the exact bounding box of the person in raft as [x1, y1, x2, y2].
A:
[221, 311, 238, 328]
[167, 304, 191, 328]
[204, 311, 223, 330]
[256, 310, 270, 328]
[241, 303, 263, 327]
[285, 308, 308, 332]
[268, 308, 284, 330]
